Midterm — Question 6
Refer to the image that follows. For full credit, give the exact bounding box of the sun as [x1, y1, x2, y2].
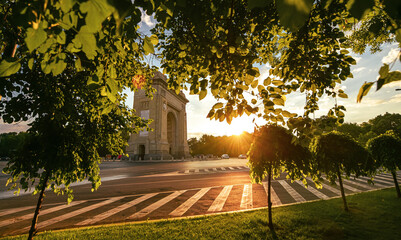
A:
[218, 116, 256, 136]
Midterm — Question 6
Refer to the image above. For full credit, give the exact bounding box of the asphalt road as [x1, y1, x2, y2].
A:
[0, 159, 398, 237]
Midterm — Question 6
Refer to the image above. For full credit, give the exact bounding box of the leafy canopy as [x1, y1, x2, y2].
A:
[310, 131, 374, 183]
[248, 125, 313, 184]
[367, 131, 401, 172]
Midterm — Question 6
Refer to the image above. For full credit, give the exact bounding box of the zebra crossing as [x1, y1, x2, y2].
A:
[179, 166, 248, 174]
[0, 171, 400, 236]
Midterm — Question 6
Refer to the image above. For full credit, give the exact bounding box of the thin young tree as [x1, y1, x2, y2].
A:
[367, 131, 401, 198]
[310, 131, 374, 211]
[248, 125, 312, 231]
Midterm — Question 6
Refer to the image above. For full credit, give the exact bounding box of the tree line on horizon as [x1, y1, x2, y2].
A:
[187, 112, 401, 157]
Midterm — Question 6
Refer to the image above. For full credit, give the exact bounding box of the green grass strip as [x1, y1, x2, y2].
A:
[3, 187, 401, 240]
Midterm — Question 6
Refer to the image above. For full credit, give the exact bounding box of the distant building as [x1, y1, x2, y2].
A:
[127, 72, 190, 160]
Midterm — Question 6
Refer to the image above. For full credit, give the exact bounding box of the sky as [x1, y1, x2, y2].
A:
[1, 11, 401, 139]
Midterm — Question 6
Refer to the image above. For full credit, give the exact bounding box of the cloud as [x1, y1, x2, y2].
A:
[352, 67, 366, 73]
[389, 94, 401, 103]
[382, 48, 400, 64]
[140, 10, 155, 28]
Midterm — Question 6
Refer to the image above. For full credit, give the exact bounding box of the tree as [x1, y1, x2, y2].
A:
[310, 131, 374, 211]
[367, 131, 401, 198]
[368, 113, 401, 138]
[248, 125, 312, 231]
[0, 1, 154, 238]
[337, 123, 364, 140]
[0, 132, 29, 157]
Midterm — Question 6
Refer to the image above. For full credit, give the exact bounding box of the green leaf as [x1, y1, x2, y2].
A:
[251, 99, 257, 104]
[56, 31, 66, 44]
[212, 102, 224, 109]
[229, 46, 235, 54]
[0, 59, 21, 77]
[150, 34, 159, 45]
[25, 27, 47, 52]
[378, 71, 401, 90]
[179, 44, 187, 50]
[244, 74, 254, 85]
[346, 0, 374, 20]
[52, 60, 67, 76]
[338, 92, 348, 98]
[276, 0, 313, 32]
[28, 58, 34, 70]
[216, 50, 223, 58]
[263, 77, 271, 86]
[251, 80, 258, 88]
[60, 0, 76, 13]
[73, 27, 98, 59]
[144, 36, 155, 55]
[272, 97, 285, 106]
[79, 0, 113, 33]
[178, 51, 186, 58]
[357, 82, 374, 103]
[199, 89, 207, 100]
[272, 80, 284, 86]
[379, 64, 389, 78]
[211, 46, 217, 53]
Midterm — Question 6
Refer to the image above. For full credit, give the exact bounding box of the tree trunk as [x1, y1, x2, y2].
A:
[391, 170, 401, 198]
[337, 167, 348, 211]
[28, 173, 49, 240]
[267, 166, 273, 230]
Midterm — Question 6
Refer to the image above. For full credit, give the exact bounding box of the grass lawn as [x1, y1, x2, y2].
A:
[3, 188, 401, 240]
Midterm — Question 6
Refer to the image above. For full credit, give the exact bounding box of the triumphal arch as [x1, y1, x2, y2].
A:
[127, 72, 190, 160]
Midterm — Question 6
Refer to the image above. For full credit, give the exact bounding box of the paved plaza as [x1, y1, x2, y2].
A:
[1, 168, 399, 237]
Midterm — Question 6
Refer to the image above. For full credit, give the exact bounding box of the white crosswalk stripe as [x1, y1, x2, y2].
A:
[372, 175, 396, 183]
[208, 185, 233, 212]
[184, 169, 190, 174]
[358, 176, 391, 187]
[338, 181, 361, 192]
[342, 178, 375, 190]
[20, 197, 123, 232]
[377, 174, 394, 180]
[0, 200, 86, 228]
[277, 180, 306, 203]
[228, 167, 235, 170]
[220, 167, 226, 171]
[204, 168, 209, 172]
[240, 184, 252, 209]
[195, 169, 199, 173]
[170, 188, 210, 217]
[213, 168, 218, 171]
[295, 181, 330, 200]
[262, 182, 282, 206]
[128, 191, 186, 219]
[76, 193, 157, 226]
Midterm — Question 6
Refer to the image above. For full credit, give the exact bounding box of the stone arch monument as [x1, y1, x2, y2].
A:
[127, 72, 190, 160]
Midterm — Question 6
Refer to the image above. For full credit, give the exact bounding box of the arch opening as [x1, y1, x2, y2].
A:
[167, 112, 177, 155]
